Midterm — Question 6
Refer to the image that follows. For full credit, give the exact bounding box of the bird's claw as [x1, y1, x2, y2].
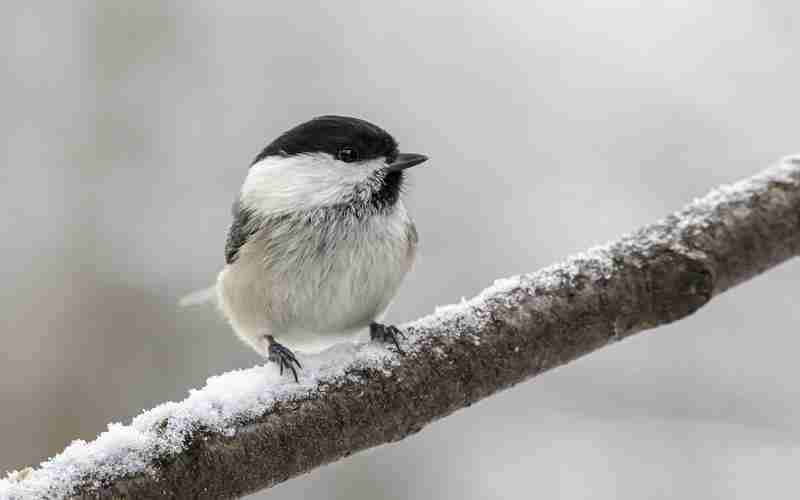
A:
[370, 322, 406, 354]
[266, 335, 302, 382]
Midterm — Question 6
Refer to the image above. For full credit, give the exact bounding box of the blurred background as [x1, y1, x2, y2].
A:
[1, 1, 799, 498]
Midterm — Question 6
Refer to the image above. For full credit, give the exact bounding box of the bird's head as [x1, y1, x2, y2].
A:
[240, 115, 428, 217]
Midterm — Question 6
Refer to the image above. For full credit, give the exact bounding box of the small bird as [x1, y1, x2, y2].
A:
[202, 115, 428, 381]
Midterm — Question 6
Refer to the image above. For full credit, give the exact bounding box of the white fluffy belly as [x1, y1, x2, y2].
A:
[217, 207, 416, 354]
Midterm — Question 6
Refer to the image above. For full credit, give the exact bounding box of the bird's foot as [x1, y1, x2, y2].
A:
[265, 335, 302, 382]
[369, 322, 406, 354]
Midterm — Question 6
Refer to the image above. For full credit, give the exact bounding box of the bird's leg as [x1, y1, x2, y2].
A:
[369, 322, 406, 354]
[264, 335, 302, 383]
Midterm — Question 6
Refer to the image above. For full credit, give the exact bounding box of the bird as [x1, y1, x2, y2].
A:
[193, 115, 428, 382]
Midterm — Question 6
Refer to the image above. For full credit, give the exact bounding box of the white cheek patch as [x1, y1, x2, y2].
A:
[240, 154, 386, 216]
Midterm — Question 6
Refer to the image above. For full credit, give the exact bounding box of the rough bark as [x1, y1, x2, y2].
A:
[4, 157, 800, 500]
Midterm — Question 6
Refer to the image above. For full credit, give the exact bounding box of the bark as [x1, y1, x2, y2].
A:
[5, 157, 800, 499]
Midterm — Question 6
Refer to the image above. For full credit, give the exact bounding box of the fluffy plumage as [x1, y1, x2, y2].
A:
[214, 116, 423, 356]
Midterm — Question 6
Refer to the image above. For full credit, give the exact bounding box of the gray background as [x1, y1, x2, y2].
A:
[2, 1, 799, 498]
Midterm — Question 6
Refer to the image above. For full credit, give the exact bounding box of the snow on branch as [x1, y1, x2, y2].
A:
[3, 156, 800, 499]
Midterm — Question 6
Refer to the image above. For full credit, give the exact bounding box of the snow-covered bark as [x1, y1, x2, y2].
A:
[2, 156, 799, 500]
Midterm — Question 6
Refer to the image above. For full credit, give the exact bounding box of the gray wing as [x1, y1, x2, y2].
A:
[225, 200, 257, 264]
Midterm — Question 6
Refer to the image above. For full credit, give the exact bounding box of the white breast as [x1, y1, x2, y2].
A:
[216, 202, 416, 354]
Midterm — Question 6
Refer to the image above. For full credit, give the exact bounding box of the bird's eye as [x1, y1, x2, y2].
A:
[337, 147, 359, 163]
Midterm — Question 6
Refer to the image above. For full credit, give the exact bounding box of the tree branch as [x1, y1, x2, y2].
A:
[3, 157, 799, 500]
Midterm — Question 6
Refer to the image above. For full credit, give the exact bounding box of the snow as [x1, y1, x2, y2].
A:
[6, 264, 585, 499]
[406, 157, 799, 341]
[0, 343, 397, 499]
[2, 158, 797, 499]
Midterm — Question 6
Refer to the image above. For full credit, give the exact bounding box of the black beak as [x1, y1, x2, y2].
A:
[386, 152, 428, 173]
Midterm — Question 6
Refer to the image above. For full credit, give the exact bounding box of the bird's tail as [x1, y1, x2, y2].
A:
[178, 285, 217, 307]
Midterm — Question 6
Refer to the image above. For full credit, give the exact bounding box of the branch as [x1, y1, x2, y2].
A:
[3, 157, 800, 500]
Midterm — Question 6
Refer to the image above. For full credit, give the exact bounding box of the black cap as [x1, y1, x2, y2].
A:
[252, 115, 399, 166]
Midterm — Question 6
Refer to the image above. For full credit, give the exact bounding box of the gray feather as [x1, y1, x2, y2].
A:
[225, 200, 258, 264]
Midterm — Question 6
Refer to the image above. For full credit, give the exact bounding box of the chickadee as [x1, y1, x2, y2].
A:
[206, 115, 427, 381]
